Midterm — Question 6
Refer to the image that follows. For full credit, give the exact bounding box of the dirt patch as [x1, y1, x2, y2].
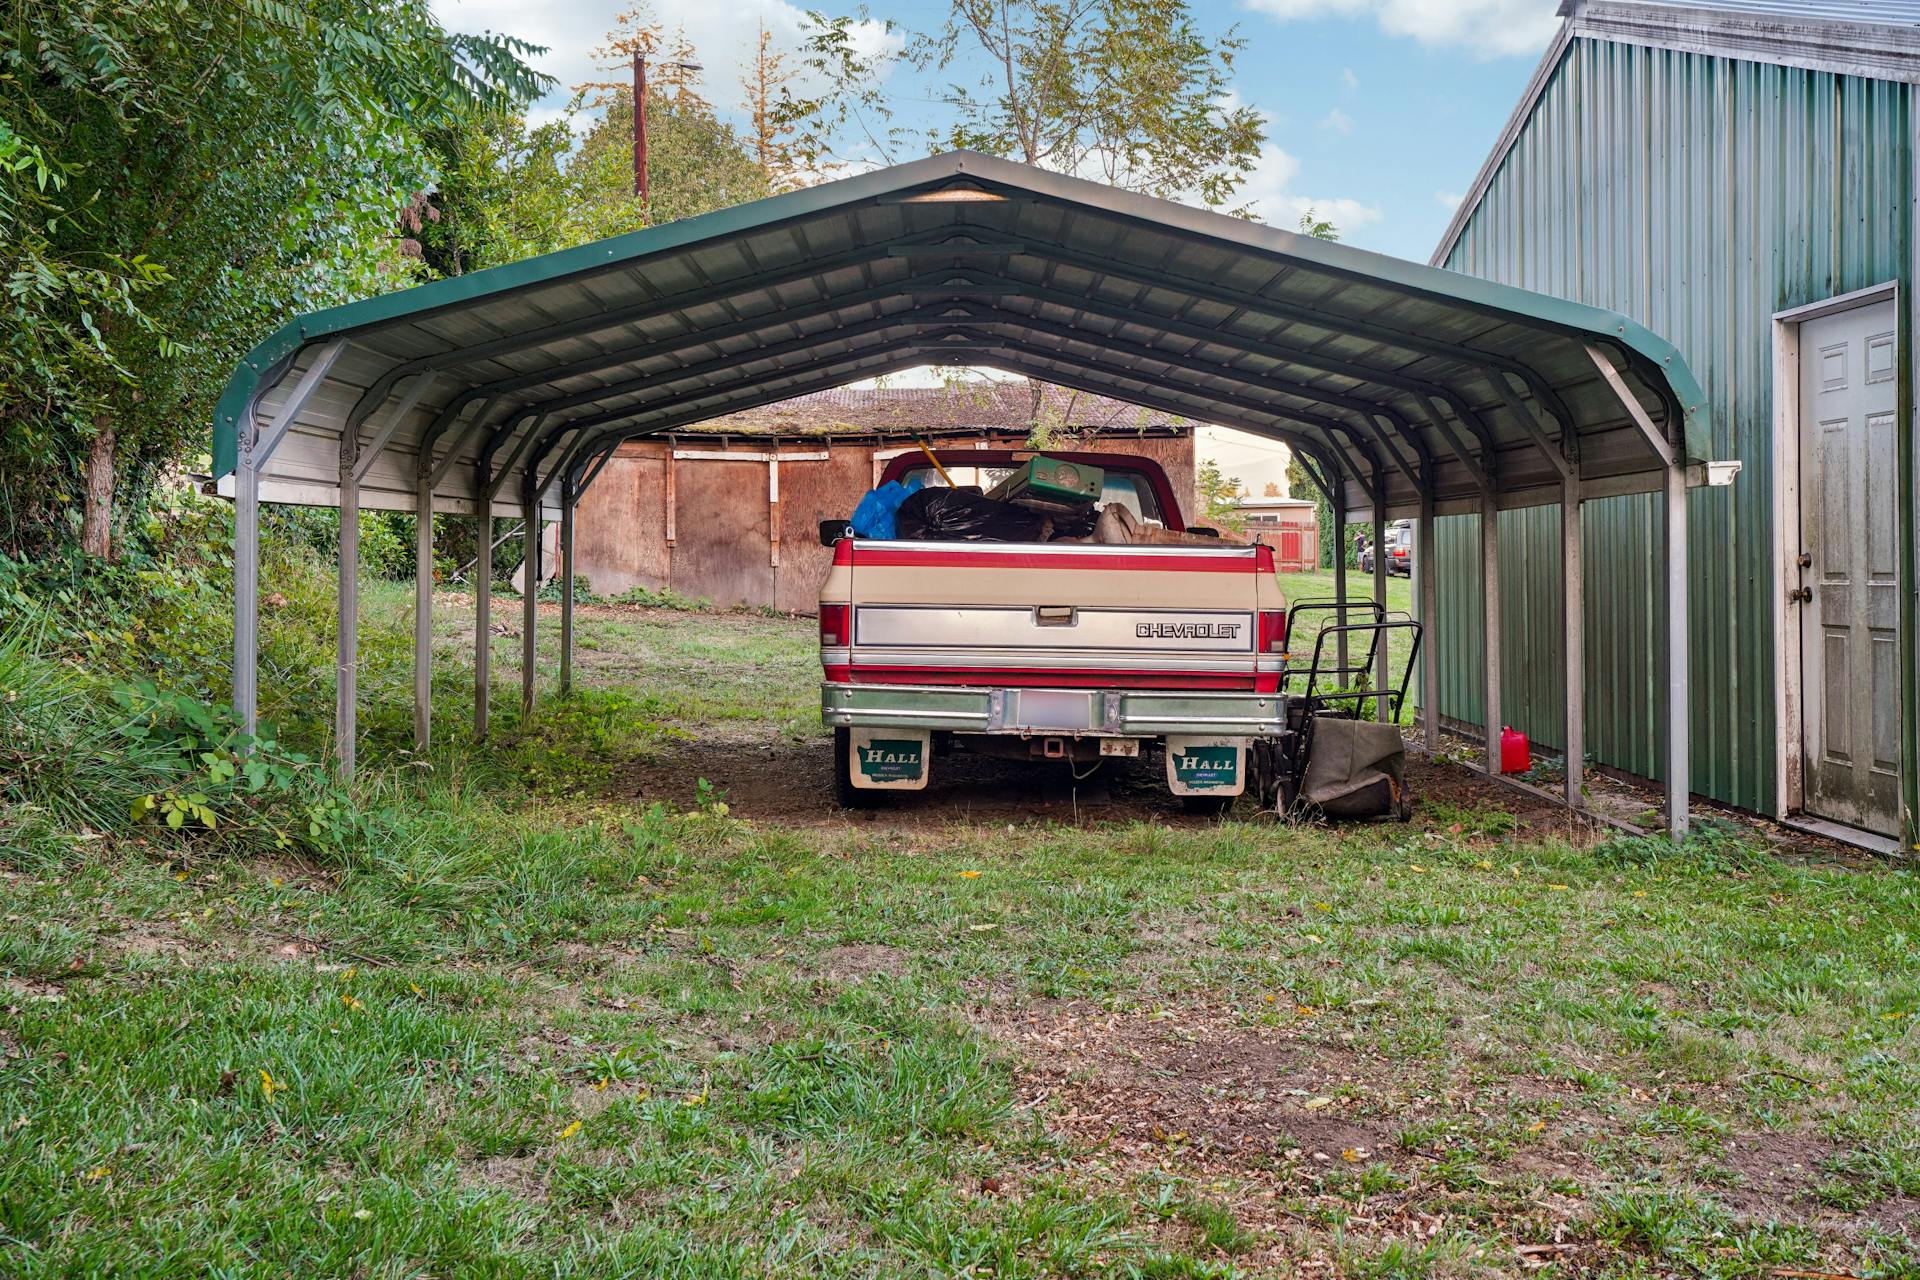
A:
[463, 1153, 548, 1202]
[102, 926, 192, 958]
[2, 976, 65, 1003]
[984, 999, 1401, 1165]
[550, 941, 641, 971]
[243, 853, 336, 893]
[1719, 1131, 1842, 1210]
[613, 718, 1626, 843]
[1405, 753, 1602, 846]
[569, 1081, 628, 1118]
[978, 998, 1915, 1262]
[615, 735, 1216, 830]
[979, 998, 1592, 1270]
[817, 944, 910, 983]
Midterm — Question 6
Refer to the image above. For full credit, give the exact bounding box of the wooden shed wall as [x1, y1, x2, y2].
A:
[573, 432, 1197, 611]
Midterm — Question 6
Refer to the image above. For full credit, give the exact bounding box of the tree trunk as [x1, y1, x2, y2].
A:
[81, 416, 116, 559]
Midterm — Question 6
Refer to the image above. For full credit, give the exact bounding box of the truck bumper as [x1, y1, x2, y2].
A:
[821, 682, 1287, 738]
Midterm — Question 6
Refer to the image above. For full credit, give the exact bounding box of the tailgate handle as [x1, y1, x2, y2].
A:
[1035, 606, 1076, 627]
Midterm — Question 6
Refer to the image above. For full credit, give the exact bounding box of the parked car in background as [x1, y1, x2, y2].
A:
[1358, 520, 1413, 577]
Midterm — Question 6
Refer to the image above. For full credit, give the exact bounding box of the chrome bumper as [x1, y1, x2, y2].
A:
[820, 682, 1288, 737]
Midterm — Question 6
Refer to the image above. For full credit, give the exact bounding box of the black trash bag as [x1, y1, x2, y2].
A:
[1047, 505, 1099, 541]
[895, 485, 1049, 542]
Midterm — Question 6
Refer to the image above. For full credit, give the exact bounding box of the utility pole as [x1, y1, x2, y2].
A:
[632, 51, 649, 200]
[632, 51, 701, 206]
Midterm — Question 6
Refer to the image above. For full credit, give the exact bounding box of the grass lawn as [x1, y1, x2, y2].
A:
[4, 598, 1917, 1278]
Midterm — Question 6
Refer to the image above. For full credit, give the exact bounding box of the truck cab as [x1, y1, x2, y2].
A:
[818, 449, 1289, 811]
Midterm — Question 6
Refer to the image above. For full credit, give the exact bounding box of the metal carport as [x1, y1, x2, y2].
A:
[211, 150, 1719, 834]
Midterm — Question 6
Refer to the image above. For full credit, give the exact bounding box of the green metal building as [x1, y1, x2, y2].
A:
[1430, 0, 1919, 849]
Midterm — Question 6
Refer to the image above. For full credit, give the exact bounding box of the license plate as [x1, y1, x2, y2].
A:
[1009, 689, 1096, 731]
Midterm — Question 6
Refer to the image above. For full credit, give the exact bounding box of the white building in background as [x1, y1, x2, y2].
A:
[1193, 425, 1294, 502]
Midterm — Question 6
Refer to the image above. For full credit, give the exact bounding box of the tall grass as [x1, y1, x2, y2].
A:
[0, 620, 186, 857]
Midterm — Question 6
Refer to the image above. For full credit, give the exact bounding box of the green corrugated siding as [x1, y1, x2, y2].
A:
[1438, 37, 1913, 810]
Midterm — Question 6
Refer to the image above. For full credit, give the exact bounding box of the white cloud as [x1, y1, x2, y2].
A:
[1317, 107, 1353, 134]
[1434, 189, 1464, 210]
[1234, 143, 1383, 232]
[431, 0, 901, 120]
[1340, 67, 1360, 92]
[1243, 0, 1561, 59]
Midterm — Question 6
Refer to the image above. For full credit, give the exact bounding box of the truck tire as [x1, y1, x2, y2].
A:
[833, 727, 885, 809]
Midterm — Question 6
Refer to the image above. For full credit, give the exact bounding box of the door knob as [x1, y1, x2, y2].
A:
[1796, 551, 1813, 569]
[1788, 586, 1812, 604]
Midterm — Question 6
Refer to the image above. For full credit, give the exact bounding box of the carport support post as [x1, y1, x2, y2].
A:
[413, 467, 433, 753]
[475, 505, 491, 742]
[559, 486, 575, 694]
[234, 430, 261, 737]
[1562, 472, 1585, 808]
[336, 435, 360, 782]
[1331, 481, 1349, 672]
[1665, 462, 1690, 836]
[521, 483, 539, 719]
[1418, 490, 1438, 752]
[1372, 492, 1388, 701]
[1481, 494, 1502, 775]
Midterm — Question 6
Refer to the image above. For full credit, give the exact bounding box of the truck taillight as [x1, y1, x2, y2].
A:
[1258, 610, 1287, 653]
[819, 604, 850, 648]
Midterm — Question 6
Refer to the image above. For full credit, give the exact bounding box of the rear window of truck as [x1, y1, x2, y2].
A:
[897, 464, 1165, 526]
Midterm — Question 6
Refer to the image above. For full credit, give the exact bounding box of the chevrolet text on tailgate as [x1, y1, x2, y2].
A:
[818, 448, 1293, 812]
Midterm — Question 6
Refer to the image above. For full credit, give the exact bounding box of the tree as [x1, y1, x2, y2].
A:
[775, 10, 906, 178]
[572, 87, 771, 230]
[406, 112, 581, 277]
[1298, 208, 1340, 241]
[915, 0, 1264, 207]
[742, 22, 803, 189]
[0, 0, 547, 559]
[570, 5, 769, 227]
[1195, 458, 1247, 535]
[578, 5, 709, 115]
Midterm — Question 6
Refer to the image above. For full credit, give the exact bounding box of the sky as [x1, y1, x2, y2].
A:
[432, 0, 1566, 262]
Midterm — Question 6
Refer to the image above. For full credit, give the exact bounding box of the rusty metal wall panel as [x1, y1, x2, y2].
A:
[1438, 36, 1912, 810]
[570, 443, 672, 597]
[672, 460, 774, 608]
[774, 449, 873, 614]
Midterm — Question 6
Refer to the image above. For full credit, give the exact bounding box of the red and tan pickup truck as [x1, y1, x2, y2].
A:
[818, 449, 1290, 811]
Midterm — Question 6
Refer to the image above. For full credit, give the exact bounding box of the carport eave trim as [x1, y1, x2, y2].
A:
[213, 150, 1711, 480]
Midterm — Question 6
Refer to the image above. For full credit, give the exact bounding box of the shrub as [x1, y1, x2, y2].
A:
[0, 612, 373, 869]
[1591, 817, 1771, 874]
[609, 583, 710, 611]
[0, 621, 187, 859]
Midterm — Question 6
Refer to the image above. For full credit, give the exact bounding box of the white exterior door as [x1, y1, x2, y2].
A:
[1797, 298, 1901, 837]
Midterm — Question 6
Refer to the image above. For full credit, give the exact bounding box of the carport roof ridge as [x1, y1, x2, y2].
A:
[213, 150, 1710, 520]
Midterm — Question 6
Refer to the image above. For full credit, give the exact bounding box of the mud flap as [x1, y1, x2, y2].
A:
[847, 728, 931, 791]
[1164, 736, 1248, 797]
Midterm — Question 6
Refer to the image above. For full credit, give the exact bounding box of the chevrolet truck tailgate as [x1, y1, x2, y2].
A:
[819, 540, 1285, 692]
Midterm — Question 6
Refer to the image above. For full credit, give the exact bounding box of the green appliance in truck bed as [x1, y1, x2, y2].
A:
[985, 455, 1105, 514]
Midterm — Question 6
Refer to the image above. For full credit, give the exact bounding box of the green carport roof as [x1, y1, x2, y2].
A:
[213, 150, 1710, 520]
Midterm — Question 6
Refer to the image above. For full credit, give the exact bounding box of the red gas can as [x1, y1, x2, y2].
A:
[1500, 726, 1531, 774]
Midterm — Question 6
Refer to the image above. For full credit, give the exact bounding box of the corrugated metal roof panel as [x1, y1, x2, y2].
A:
[215, 152, 1712, 530]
